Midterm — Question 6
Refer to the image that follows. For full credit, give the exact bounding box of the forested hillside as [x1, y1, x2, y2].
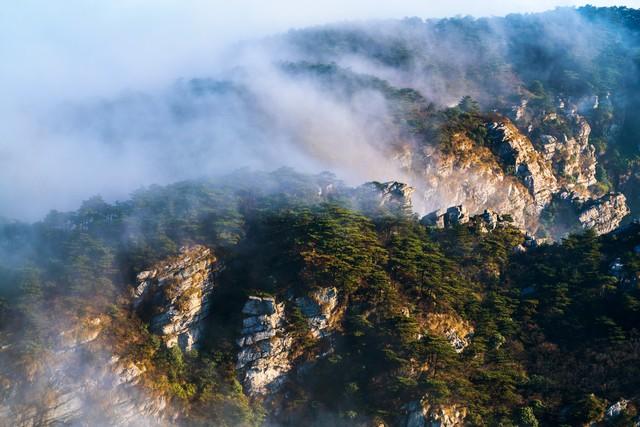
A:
[3, 5, 640, 427]
[1, 168, 639, 426]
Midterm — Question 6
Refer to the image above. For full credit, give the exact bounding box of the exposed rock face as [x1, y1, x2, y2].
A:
[236, 297, 292, 396]
[487, 120, 559, 211]
[405, 400, 467, 427]
[477, 209, 513, 232]
[422, 207, 513, 233]
[421, 209, 445, 228]
[445, 205, 469, 226]
[133, 245, 218, 351]
[237, 289, 341, 396]
[425, 313, 474, 353]
[511, 99, 597, 191]
[553, 115, 597, 189]
[605, 399, 629, 420]
[422, 205, 468, 228]
[294, 287, 339, 338]
[412, 132, 537, 230]
[358, 181, 415, 212]
[0, 316, 170, 427]
[577, 193, 630, 235]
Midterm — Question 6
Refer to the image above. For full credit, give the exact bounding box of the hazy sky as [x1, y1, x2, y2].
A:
[2, 0, 640, 102]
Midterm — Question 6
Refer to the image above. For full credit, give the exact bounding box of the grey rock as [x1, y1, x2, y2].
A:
[358, 181, 415, 212]
[295, 287, 339, 338]
[487, 120, 559, 212]
[578, 193, 630, 235]
[133, 245, 218, 351]
[445, 205, 469, 226]
[606, 399, 629, 419]
[236, 296, 292, 396]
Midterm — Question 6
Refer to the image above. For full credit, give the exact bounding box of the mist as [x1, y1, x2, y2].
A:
[2, 0, 640, 220]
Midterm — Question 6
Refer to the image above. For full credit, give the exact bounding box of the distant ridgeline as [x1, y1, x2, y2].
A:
[3, 4, 640, 426]
[0, 168, 639, 426]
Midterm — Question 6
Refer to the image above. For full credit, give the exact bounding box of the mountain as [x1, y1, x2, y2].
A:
[2, 5, 640, 427]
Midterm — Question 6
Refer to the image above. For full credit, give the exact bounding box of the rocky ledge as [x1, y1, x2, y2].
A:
[421, 205, 514, 233]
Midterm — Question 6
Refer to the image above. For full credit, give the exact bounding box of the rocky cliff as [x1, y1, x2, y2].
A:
[294, 287, 340, 338]
[411, 131, 537, 230]
[236, 288, 340, 397]
[577, 193, 630, 235]
[133, 245, 218, 351]
[236, 296, 293, 396]
[0, 314, 171, 427]
[538, 112, 597, 191]
[407, 106, 629, 237]
[486, 120, 559, 211]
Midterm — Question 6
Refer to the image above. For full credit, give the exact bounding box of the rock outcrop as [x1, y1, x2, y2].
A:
[421, 206, 514, 233]
[412, 131, 537, 230]
[133, 245, 218, 351]
[421, 205, 469, 229]
[0, 316, 171, 427]
[487, 120, 559, 211]
[605, 399, 629, 420]
[294, 287, 339, 338]
[237, 289, 341, 396]
[510, 98, 598, 191]
[476, 209, 514, 232]
[553, 115, 597, 189]
[404, 400, 467, 427]
[357, 181, 415, 213]
[577, 193, 630, 235]
[236, 296, 292, 396]
[425, 313, 474, 353]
